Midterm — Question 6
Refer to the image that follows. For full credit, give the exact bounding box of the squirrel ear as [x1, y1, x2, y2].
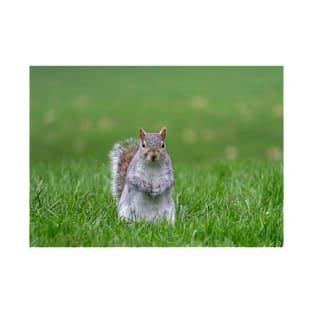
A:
[159, 127, 167, 139]
[139, 128, 146, 140]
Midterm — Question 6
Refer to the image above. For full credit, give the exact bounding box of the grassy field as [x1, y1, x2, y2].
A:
[30, 160, 283, 247]
[30, 66, 283, 247]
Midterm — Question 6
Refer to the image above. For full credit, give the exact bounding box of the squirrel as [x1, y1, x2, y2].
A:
[109, 127, 175, 223]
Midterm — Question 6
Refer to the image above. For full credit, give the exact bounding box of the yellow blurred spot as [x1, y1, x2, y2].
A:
[239, 106, 252, 121]
[190, 96, 208, 109]
[75, 95, 89, 108]
[266, 146, 282, 160]
[272, 105, 283, 118]
[182, 129, 197, 144]
[43, 110, 55, 124]
[72, 139, 85, 153]
[80, 118, 92, 132]
[225, 145, 238, 160]
[98, 116, 113, 130]
[201, 129, 217, 142]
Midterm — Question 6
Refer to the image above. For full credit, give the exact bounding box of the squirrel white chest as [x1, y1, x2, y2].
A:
[118, 159, 175, 223]
[138, 162, 165, 187]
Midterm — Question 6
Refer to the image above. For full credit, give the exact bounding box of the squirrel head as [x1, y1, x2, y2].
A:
[139, 127, 167, 162]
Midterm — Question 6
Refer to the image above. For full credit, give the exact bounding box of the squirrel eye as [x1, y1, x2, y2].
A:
[142, 142, 146, 148]
[161, 142, 165, 148]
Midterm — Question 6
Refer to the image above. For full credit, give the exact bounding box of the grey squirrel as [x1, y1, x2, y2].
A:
[109, 127, 175, 223]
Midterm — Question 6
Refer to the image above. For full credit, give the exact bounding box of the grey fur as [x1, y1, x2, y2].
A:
[109, 131, 175, 223]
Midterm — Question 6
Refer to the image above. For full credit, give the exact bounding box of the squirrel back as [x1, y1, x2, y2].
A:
[109, 138, 139, 200]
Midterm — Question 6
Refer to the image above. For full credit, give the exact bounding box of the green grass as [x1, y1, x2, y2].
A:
[30, 159, 283, 247]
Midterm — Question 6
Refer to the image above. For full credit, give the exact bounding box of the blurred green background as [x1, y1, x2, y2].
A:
[30, 66, 283, 164]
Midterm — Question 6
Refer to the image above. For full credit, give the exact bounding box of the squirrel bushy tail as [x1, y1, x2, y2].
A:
[109, 138, 138, 200]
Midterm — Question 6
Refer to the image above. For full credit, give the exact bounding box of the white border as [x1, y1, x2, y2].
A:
[1, 1, 313, 312]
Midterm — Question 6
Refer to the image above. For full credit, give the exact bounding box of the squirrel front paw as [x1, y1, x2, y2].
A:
[143, 182, 153, 194]
[151, 186, 161, 197]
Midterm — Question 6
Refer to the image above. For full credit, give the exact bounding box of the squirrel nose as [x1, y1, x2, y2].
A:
[151, 155, 156, 161]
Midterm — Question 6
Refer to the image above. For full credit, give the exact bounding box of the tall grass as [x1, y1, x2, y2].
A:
[30, 160, 283, 247]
